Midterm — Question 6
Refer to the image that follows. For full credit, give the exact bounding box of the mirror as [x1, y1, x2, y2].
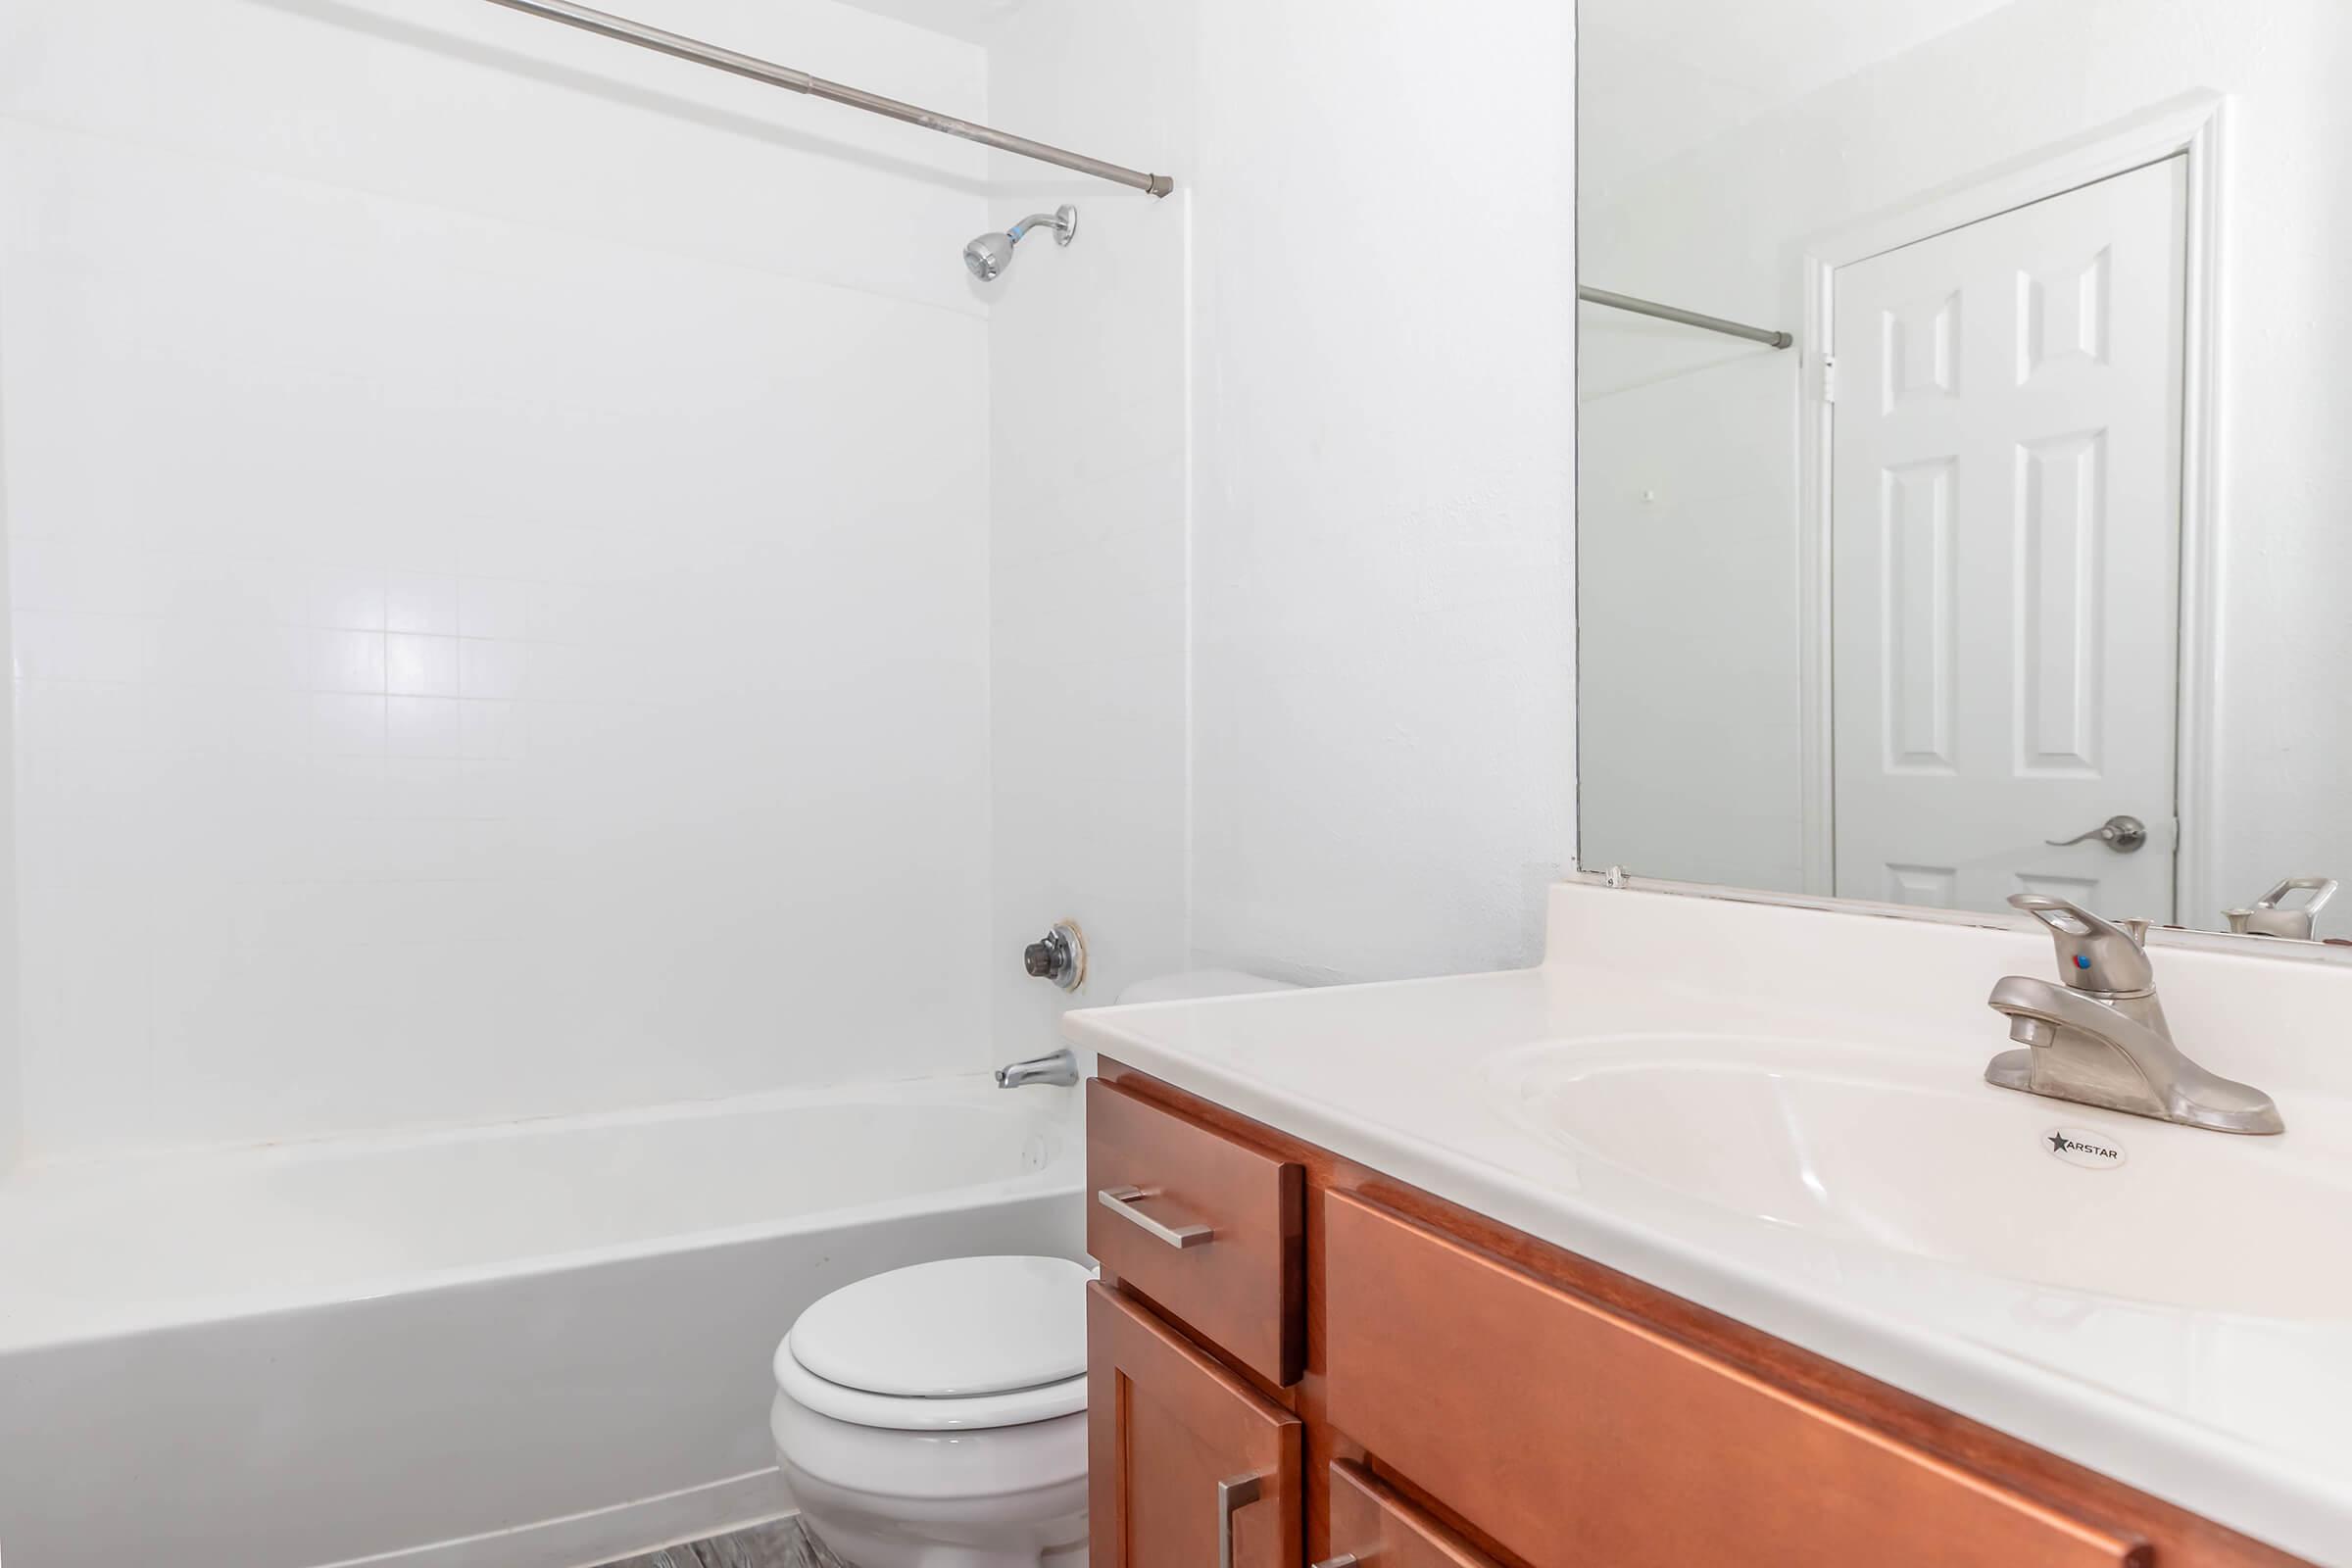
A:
[1575, 2, 2351, 944]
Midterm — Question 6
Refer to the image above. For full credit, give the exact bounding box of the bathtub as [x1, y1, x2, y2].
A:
[0, 1075, 1085, 1568]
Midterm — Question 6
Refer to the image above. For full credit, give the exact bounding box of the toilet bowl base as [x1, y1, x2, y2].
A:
[797, 1512, 1088, 1568]
[771, 1396, 1088, 1568]
[787, 1474, 1087, 1568]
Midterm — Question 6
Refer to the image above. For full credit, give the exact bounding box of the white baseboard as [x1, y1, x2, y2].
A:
[318, 1469, 795, 1568]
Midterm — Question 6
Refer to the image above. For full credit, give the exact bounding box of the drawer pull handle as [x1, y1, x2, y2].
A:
[1217, 1472, 1264, 1568]
[1312, 1558, 1361, 1568]
[1097, 1185, 1215, 1250]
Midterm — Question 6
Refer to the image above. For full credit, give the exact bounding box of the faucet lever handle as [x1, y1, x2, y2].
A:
[2227, 876, 2339, 941]
[2258, 876, 2337, 914]
[2008, 893, 2155, 995]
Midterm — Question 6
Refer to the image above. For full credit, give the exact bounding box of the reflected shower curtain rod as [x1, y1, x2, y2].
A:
[1579, 286, 1791, 349]
[478, 0, 1176, 196]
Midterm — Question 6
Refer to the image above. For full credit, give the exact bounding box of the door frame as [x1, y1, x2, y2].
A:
[1795, 92, 2229, 919]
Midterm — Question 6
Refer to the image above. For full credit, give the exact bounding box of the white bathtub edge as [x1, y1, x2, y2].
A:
[318, 1467, 794, 1568]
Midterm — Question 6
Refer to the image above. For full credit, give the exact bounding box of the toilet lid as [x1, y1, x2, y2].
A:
[789, 1255, 1089, 1398]
[773, 1339, 1086, 1432]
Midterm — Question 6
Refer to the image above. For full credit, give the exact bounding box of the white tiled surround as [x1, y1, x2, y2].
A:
[0, 0, 1584, 1166]
[982, 0, 1580, 1037]
[2, 0, 995, 1159]
[983, 0, 1196, 1059]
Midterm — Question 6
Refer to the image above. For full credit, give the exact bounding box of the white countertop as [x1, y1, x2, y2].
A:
[1062, 884, 2352, 1565]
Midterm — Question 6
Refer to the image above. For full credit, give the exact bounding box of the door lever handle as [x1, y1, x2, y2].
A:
[2046, 814, 2147, 853]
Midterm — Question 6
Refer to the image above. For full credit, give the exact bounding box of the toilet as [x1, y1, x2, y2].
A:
[772, 971, 1296, 1565]
[770, 1254, 1092, 1568]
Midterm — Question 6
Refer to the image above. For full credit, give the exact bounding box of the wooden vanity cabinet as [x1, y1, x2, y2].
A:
[1087, 1058, 2315, 1568]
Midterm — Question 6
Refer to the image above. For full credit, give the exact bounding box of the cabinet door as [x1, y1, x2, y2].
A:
[1325, 1460, 1501, 1568]
[1089, 1282, 1302, 1568]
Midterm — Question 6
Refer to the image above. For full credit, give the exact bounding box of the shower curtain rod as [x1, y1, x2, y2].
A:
[479, 0, 1176, 197]
[1578, 286, 1791, 349]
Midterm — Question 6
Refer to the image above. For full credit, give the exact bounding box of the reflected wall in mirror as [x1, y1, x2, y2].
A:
[1576, 0, 2352, 942]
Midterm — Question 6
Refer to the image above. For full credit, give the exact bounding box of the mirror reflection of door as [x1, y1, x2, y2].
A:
[1828, 157, 2188, 919]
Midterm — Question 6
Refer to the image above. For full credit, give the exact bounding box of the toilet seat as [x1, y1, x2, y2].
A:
[774, 1255, 1090, 1432]
[775, 1346, 1086, 1431]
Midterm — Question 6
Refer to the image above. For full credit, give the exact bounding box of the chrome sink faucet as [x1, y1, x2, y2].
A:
[2224, 876, 2337, 940]
[1984, 894, 2283, 1135]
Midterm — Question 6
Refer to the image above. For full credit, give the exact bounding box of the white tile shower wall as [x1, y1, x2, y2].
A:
[979, 0, 1578, 1008]
[1184, 0, 1579, 983]
[983, 0, 1196, 1059]
[1, 0, 995, 1158]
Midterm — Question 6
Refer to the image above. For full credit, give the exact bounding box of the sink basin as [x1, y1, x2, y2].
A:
[1490, 1034, 2351, 1318]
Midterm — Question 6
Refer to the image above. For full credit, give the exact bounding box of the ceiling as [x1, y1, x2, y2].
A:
[1579, 0, 2025, 200]
[817, 0, 2023, 183]
[823, 0, 1025, 45]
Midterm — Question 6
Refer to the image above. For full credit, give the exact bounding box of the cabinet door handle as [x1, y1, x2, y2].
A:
[1217, 1472, 1265, 1568]
[1311, 1557, 1361, 1568]
[1097, 1185, 1215, 1249]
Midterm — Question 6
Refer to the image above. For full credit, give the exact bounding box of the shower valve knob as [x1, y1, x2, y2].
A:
[1022, 922, 1086, 991]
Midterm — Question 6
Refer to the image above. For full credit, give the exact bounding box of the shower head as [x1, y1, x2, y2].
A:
[961, 230, 1014, 281]
[962, 205, 1078, 282]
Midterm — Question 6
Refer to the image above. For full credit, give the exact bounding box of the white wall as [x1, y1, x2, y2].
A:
[1578, 0, 2352, 922]
[0, 0, 996, 1159]
[1577, 350, 1804, 892]
[0, 530, 16, 1178]
[1184, 0, 1579, 982]
[980, 0, 1580, 1010]
[983, 0, 1196, 1058]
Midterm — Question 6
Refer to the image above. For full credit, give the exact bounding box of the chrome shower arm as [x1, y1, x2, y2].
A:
[1007, 211, 1076, 245]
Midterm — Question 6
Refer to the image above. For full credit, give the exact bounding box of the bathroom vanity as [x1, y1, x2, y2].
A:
[1064, 883, 2352, 1567]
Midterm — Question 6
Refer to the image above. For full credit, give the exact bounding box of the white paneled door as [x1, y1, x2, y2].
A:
[1831, 156, 2188, 919]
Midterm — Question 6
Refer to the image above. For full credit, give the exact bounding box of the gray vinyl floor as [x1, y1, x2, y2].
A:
[596, 1516, 852, 1568]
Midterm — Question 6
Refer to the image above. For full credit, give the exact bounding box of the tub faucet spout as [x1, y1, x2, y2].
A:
[996, 1049, 1080, 1090]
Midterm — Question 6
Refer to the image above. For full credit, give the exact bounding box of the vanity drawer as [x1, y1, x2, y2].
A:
[1327, 1459, 1500, 1568]
[1086, 1077, 1305, 1385]
[1321, 1191, 2147, 1568]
